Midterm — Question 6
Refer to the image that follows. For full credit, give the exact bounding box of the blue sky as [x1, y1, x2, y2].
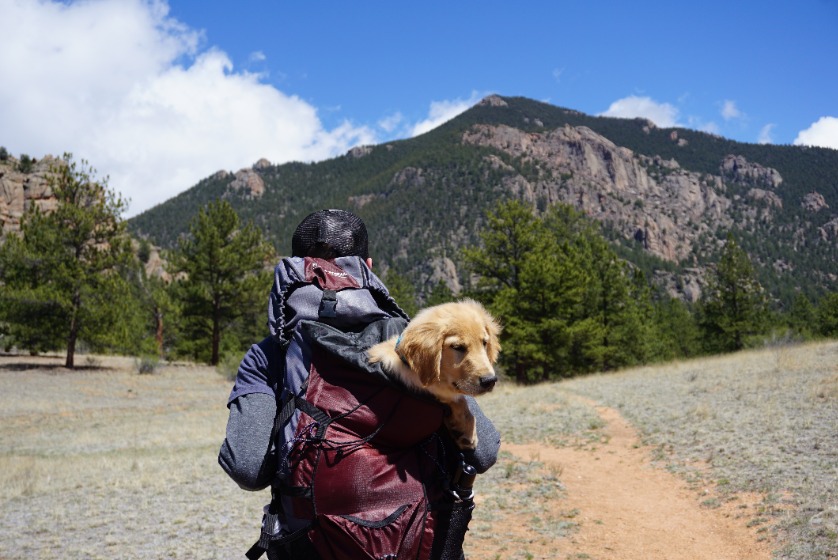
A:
[2, 0, 837, 216]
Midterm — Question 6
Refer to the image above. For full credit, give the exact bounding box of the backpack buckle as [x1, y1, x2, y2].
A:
[319, 289, 338, 318]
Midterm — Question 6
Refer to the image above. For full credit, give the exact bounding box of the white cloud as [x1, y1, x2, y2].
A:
[721, 99, 743, 121]
[599, 96, 680, 128]
[377, 112, 404, 134]
[410, 92, 484, 137]
[794, 117, 838, 150]
[721, 100, 742, 121]
[758, 124, 776, 144]
[0, 0, 376, 217]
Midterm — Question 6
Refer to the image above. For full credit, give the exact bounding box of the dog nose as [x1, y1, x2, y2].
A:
[479, 375, 497, 390]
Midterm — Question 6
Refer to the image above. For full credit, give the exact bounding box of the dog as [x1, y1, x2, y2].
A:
[368, 299, 501, 450]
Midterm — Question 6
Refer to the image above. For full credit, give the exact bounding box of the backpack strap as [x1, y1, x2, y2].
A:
[245, 519, 312, 560]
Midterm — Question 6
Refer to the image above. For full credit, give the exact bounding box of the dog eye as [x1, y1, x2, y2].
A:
[482, 339, 489, 347]
[451, 343, 466, 352]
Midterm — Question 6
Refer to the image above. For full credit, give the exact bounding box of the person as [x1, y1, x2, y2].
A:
[219, 209, 500, 560]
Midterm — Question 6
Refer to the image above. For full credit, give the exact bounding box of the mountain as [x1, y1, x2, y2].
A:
[5, 96, 837, 307]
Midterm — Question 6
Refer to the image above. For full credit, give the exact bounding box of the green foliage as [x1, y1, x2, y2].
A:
[17, 154, 34, 173]
[425, 280, 455, 307]
[650, 298, 702, 359]
[816, 292, 838, 337]
[0, 154, 134, 367]
[215, 352, 243, 382]
[0, 146, 8, 161]
[169, 199, 275, 365]
[382, 269, 419, 318]
[137, 238, 152, 264]
[135, 354, 160, 375]
[464, 200, 664, 382]
[787, 293, 818, 338]
[699, 235, 768, 352]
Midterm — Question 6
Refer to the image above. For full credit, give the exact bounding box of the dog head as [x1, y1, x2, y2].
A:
[397, 299, 501, 398]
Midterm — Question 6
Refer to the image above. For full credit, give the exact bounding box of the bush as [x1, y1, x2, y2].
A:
[17, 154, 35, 173]
[215, 352, 242, 381]
[0, 146, 9, 161]
[136, 354, 160, 375]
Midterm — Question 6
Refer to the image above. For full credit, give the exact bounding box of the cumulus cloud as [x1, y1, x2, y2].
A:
[794, 117, 838, 150]
[410, 92, 485, 137]
[599, 96, 680, 128]
[721, 100, 743, 121]
[0, 0, 376, 217]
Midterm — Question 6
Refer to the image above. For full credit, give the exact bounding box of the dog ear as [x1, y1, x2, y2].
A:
[399, 320, 442, 386]
[484, 310, 502, 365]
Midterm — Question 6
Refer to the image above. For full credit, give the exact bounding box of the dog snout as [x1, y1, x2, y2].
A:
[479, 374, 498, 391]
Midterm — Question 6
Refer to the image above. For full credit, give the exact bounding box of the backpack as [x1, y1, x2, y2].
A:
[246, 257, 474, 560]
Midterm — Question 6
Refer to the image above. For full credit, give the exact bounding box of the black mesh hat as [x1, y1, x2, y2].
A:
[291, 209, 369, 260]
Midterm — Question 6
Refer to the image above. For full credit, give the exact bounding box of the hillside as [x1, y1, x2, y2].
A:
[5, 96, 837, 306]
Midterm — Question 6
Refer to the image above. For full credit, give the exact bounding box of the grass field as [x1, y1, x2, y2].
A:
[0, 341, 835, 559]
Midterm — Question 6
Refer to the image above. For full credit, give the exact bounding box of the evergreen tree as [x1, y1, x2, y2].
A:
[461, 199, 542, 295]
[464, 200, 658, 382]
[425, 280, 455, 307]
[170, 200, 274, 365]
[699, 235, 768, 352]
[650, 298, 702, 360]
[0, 154, 133, 367]
[816, 292, 838, 338]
[382, 269, 419, 317]
[788, 292, 817, 338]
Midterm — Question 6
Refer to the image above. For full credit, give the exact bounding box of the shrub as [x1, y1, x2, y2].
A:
[215, 352, 242, 381]
[17, 154, 35, 173]
[136, 354, 160, 375]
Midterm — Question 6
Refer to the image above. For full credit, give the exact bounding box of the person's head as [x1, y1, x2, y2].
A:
[292, 209, 372, 267]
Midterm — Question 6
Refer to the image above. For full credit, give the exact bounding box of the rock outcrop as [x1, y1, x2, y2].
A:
[226, 168, 265, 199]
[462, 124, 735, 263]
[802, 191, 829, 212]
[0, 155, 62, 237]
[720, 155, 783, 189]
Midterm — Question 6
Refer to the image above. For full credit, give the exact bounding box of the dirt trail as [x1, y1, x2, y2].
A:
[500, 403, 774, 560]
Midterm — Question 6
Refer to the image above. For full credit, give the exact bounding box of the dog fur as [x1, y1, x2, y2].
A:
[368, 299, 501, 450]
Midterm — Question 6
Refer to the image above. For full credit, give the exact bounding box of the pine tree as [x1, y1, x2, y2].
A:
[0, 154, 133, 367]
[816, 292, 838, 337]
[382, 269, 419, 317]
[425, 280, 455, 307]
[700, 235, 768, 352]
[463, 200, 658, 382]
[170, 200, 274, 365]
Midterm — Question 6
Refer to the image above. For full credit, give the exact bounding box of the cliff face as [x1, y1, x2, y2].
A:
[462, 123, 764, 264]
[0, 155, 62, 237]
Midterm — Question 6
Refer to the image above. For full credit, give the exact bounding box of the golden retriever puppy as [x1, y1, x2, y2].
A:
[368, 299, 501, 450]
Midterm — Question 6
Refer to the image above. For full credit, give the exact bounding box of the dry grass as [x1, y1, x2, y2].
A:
[556, 340, 838, 560]
[0, 353, 264, 559]
[1, 342, 836, 559]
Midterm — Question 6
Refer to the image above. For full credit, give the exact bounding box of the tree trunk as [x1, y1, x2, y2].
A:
[66, 291, 81, 369]
[155, 308, 164, 357]
[211, 303, 221, 366]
